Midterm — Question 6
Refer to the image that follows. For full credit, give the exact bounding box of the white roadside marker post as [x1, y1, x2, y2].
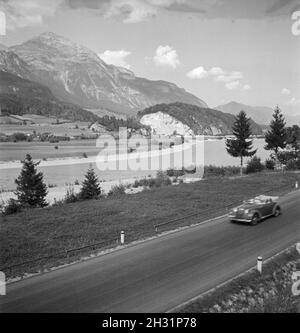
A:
[257, 256, 263, 274]
[295, 181, 298, 189]
[121, 231, 125, 245]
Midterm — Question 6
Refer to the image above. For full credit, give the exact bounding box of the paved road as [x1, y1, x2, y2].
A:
[1, 191, 299, 313]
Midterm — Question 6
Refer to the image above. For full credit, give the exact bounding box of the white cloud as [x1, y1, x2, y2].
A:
[225, 81, 241, 90]
[242, 84, 251, 91]
[281, 88, 291, 95]
[153, 45, 180, 69]
[187, 66, 244, 84]
[186, 66, 208, 79]
[215, 71, 243, 82]
[98, 50, 132, 69]
[209, 67, 225, 76]
[0, 0, 63, 30]
[186, 65, 249, 91]
[287, 97, 300, 106]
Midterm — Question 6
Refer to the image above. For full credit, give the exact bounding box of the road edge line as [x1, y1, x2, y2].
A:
[166, 242, 298, 313]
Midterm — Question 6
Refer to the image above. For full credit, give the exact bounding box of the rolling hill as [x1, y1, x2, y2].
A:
[138, 102, 263, 136]
[215, 101, 274, 125]
[215, 101, 300, 126]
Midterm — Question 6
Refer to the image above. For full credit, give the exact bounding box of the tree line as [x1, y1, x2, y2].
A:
[226, 106, 300, 175]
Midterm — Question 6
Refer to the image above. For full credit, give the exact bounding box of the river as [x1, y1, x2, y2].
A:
[0, 138, 270, 191]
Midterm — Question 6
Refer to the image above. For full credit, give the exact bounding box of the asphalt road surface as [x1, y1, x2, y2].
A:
[1, 190, 299, 313]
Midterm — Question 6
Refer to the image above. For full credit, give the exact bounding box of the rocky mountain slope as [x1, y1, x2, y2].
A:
[0, 71, 100, 123]
[0, 49, 33, 79]
[138, 102, 263, 136]
[8, 32, 207, 115]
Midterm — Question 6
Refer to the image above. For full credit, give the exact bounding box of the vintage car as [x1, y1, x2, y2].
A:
[228, 195, 281, 225]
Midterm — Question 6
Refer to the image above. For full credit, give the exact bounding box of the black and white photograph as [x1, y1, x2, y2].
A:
[0, 0, 300, 319]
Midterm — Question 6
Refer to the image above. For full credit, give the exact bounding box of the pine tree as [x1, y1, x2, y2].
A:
[286, 125, 300, 154]
[15, 154, 48, 207]
[80, 166, 101, 200]
[264, 106, 287, 158]
[226, 111, 257, 176]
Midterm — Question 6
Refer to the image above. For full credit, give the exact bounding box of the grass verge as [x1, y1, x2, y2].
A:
[1, 171, 299, 278]
[176, 245, 300, 313]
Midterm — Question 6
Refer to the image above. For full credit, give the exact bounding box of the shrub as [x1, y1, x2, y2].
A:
[277, 151, 296, 166]
[107, 184, 126, 197]
[132, 179, 140, 188]
[132, 173, 172, 189]
[147, 178, 156, 188]
[265, 158, 275, 170]
[246, 156, 264, 174]
[50, 138, 59, 143]
[154, 170, 172, 187]
[10, 132, 27, 142]
[205, 165, 225, 177]
[224, 166, 241, 176]
[2, 199, 22, 216]
[82, 152, 88, 158]
[64, 185, 80, 203]
[166, 168, 185, 177]
[204, 165, 241, 178]
[285, 159, 300, 171]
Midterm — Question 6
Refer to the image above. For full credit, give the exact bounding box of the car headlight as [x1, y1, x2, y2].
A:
[244, 209, 251, 214]
[233, 208, 237, 213]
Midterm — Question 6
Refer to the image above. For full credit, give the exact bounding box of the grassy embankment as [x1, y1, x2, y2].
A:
[0, 172, 299, 278]
[177, 245, 300, 313]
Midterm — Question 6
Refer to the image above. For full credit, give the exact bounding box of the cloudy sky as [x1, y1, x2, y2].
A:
[0, 0, 299, 113]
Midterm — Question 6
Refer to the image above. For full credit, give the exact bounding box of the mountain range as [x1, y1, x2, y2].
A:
[216, 101, 300, 126]
[2, 32, 296, 135]
[0, 32, 206, 117]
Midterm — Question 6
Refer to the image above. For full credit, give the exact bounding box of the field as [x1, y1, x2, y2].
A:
[0, 140, 100, 162]
[0, 113, 94, 139]
[1, 172, 299, 278]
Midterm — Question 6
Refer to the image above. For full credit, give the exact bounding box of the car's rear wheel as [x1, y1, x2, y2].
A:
[274, 206, 281, 217]
[250, 213, 260, 226]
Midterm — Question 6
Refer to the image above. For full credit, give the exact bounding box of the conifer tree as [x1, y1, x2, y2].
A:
[15, 154, 48, 207]
[226, 110, 257, 176]
[265, 106, 287, 158]
[80, 166, 101, 200]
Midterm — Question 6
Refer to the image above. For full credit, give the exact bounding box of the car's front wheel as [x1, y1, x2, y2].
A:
[250, 213, 260, 226]
[274, 206, 281, 217]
